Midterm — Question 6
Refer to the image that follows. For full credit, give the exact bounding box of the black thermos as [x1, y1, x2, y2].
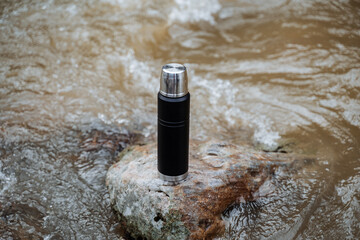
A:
[158, 63, 190, 182]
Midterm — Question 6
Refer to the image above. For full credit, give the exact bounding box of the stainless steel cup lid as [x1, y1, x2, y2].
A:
[160, 63, 188, 98]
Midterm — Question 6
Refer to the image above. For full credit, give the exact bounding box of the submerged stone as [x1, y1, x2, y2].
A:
[106, 140, 297, 239]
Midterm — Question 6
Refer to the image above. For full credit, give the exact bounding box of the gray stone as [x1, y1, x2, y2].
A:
[106, 140, 298, 239]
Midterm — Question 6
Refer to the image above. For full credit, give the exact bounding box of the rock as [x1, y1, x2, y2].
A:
[106, 140, 297, 240]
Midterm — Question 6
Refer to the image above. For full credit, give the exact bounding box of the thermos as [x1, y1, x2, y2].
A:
[158, 63, 190, 182]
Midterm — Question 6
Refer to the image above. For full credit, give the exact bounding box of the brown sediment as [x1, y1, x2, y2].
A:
[176, 167, 275, 239]
[80, 129, 139, 154]
[171, 142, 287, 239]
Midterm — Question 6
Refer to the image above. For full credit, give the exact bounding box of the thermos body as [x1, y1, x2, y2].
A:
[158, 93, 190, 178]
[157, 63, 190, 182]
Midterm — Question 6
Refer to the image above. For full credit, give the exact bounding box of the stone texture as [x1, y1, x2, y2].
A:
[106, 140, 297, 240]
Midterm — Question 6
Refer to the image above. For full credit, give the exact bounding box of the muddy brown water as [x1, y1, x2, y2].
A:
[0, 0, 359, 239]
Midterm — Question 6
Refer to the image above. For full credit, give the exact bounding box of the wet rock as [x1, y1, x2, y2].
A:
[106, 140, 296, 240]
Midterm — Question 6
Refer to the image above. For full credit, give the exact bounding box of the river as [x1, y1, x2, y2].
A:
[0, 0, 359, 239]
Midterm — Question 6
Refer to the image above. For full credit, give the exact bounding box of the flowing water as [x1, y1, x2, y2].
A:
[1, 0, 359, 239]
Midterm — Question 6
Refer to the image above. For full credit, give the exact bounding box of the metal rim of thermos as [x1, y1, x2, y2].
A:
[158, 172, 188, 182]
[159, 63, 188, 98]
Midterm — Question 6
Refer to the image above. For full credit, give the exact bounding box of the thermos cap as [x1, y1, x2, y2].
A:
[160, 63, 188, 98]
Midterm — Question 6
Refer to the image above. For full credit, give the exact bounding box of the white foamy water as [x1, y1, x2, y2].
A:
[169, 0, 221, 25]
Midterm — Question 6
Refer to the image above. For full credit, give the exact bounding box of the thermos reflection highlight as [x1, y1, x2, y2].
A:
[158, 63, 190, 182]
